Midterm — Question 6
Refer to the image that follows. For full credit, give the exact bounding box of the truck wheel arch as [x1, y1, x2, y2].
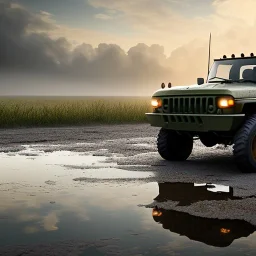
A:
[242, 103, 256, 115]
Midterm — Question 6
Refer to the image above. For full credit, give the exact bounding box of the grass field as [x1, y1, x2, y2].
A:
[0, 96, 152, 128]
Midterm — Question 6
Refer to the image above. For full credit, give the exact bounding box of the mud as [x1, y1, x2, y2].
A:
[1, 124, 256, 255]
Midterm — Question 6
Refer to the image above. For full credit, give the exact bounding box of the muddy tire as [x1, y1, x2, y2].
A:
[157, 128, 193, 161]
[233, 115, 256, 173]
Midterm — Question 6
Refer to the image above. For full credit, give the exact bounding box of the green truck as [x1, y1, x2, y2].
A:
[146, 54, 256, 173]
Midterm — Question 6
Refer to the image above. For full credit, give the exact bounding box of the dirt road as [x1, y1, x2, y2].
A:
[1, 124, 256, 255]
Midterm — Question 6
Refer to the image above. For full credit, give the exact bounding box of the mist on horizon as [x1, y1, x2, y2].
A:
[1, 0, 256, 96]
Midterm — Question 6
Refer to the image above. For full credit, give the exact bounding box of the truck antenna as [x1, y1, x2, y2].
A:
[207, 33, 212, 78]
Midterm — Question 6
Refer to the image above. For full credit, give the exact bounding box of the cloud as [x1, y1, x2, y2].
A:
[86, 0, 256, 54]
[2, 1, 256, 95]
[88, 0, 178, 31]
[94, 13, 113, 20]
[0, 3, 69, 73]
[43, 212, 59, 231]
[0, 3, 174, 95]
[213, 0, 256, 26]
[87, 0, 211, 50]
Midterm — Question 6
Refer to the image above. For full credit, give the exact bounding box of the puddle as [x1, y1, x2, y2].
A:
[154, 182, 241, 206]
[73, 168, 152, 179]
[152, 207, 255, 248]
[1, 146, 256, 255]
[0, 147, 153, 186]
[145, 182, 256, 248]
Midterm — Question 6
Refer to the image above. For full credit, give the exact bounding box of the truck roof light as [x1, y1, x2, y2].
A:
[223, 55, 227, 59]
[168, 82, 172, 88]
[161, 83, 165, 89]
[231, 54, 235, 58]
[251, 53, 254, 57]
[241, 53, 245, 57]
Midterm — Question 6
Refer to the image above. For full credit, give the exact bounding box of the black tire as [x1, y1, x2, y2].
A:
[157, 128, 193, 161]
[233, 115, 256, 173]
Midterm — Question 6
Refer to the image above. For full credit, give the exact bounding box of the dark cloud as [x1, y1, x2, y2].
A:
[0, 3, 205, 95]
[0, 3, 69, 74]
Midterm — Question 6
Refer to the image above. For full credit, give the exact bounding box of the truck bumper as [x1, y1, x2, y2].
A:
[145, 113, 245, 132]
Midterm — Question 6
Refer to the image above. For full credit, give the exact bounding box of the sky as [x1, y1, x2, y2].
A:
[1, 0, 256, 96]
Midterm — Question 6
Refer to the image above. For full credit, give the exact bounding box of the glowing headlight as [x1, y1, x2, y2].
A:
[220, 228, 231, 234]
[151, 98, 162, 108]
[217, 97, 235, 108]
[152, 209, 163, 217]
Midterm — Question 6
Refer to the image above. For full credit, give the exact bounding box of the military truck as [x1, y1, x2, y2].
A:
[146, 53, 256, 173]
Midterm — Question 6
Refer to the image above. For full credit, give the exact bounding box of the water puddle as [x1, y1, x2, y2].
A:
[147, 182, 256, 248]
[152, 207, 255, 248]
[154, 182, 241, 206]
[1, 146, 256, 255]
[0, 147, 153, 187]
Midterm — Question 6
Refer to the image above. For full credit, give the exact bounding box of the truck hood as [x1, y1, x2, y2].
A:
[153, 82, 256, 99]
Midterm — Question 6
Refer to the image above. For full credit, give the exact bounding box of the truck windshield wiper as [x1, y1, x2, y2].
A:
[236, 79, 256, 84]
[208, 77, 233, 83]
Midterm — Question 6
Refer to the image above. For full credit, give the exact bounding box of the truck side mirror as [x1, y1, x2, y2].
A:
[197, 78, 204, 85]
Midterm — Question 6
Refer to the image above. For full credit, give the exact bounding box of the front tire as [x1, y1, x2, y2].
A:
[157, 128, 193, 161]
[233, 115, 256, 173]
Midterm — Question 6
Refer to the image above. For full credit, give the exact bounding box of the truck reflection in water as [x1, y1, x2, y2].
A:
[154, 182, 242, 206]
[152, 182, 255, 247]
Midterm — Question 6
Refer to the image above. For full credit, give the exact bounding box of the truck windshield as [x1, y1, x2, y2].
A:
[207, 58, 256, 83]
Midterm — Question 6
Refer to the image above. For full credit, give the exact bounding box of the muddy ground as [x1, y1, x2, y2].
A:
[1, 124, 256, 256]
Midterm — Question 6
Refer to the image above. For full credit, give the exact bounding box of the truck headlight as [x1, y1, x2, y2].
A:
[217, 97, 235, 108]
[152, 209, 162, 217]
[220, 228, 231, 234]
[151, 98, 162, 108]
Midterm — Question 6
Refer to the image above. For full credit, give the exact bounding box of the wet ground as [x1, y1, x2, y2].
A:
[1, 124, 256, 255]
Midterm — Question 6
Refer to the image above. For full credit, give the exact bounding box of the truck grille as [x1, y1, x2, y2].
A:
[162, 96, 217, 114]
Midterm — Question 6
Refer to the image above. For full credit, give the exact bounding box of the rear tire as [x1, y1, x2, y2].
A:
[233, 115, 256, 173]
[157, 128, 193, 161]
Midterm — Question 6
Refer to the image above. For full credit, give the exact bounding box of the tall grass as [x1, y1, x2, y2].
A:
[0, 96, 152, 128]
